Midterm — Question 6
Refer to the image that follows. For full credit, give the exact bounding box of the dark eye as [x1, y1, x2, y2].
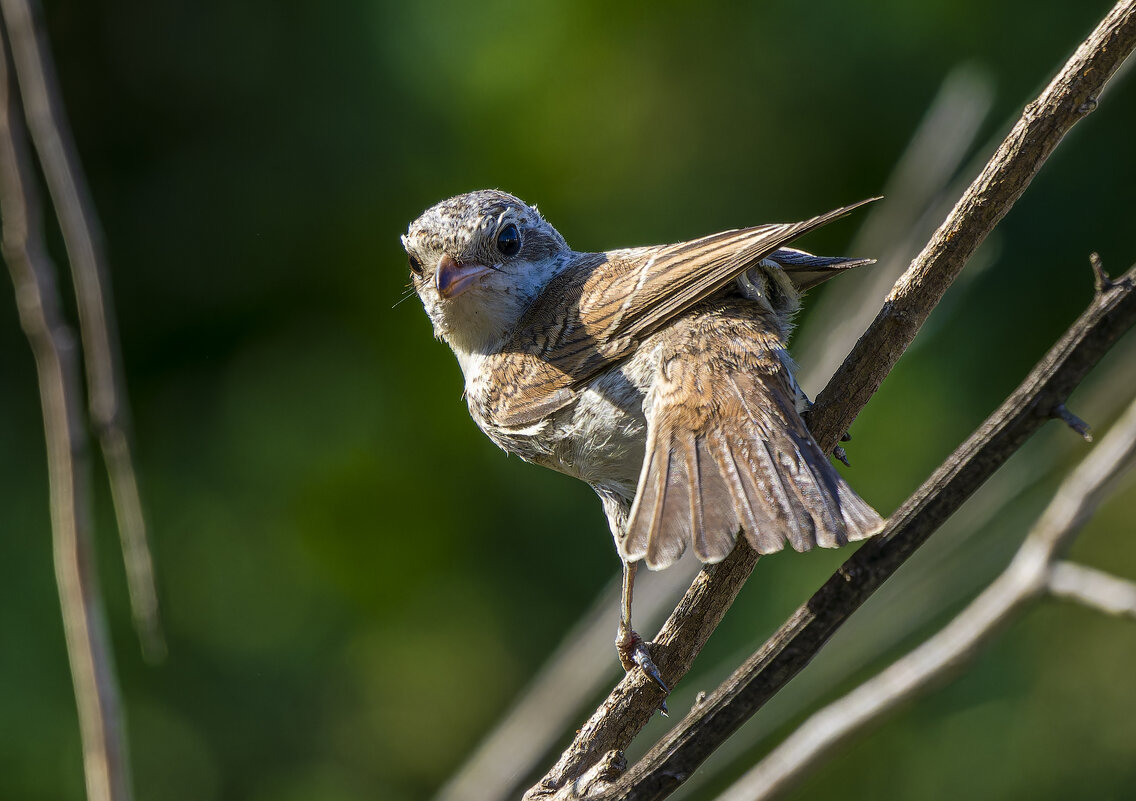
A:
[408, 254, 423, 276]
[496, 223, 521, 257]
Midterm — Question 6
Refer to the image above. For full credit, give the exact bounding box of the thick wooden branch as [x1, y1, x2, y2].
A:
[526, 2, 1136, 797]
[609, 264, 1136, 800]
[0, 29, 133, 801]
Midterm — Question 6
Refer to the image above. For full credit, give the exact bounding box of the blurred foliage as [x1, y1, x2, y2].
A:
[1, 0, 1135, 799]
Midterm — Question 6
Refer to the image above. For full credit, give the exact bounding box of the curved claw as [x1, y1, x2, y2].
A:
[630, 640, 670, 695]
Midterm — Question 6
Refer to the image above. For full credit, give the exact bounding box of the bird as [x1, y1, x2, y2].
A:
[401, 189, 883, 692]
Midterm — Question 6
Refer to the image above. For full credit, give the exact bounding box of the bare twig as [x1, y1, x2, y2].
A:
[655, 294, 1136, 801]
[0, 0, 162, 659]
[0, 31, 132, 801]
[807, 0, 1136, 451]
[1048, 561, 1136, 620]
[526, 3, 1136, 796]
[794, 63, 994, 389]
[1053, 403, 1094, 441]
[713, 393, 1136, 801]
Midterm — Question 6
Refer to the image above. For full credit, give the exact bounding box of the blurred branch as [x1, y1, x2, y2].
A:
[0, 26, 132, 801]
[794, 63, 994, 390]
[434, 559, 700, 801]
[1048, 561, 1136, 619]
[526, 2, 1136, 797]
[807, 0, 1136, 451]
[0, 0, 162, 659]
[711, 392, 1136, 801]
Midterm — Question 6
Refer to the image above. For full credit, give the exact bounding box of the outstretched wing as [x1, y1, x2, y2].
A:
[488, 199, 878, 428]
[573, 198, 878, 346]
[619, 305, 882, 569]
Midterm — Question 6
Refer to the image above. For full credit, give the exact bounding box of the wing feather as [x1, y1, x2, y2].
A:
[768, 247, 877, 292]
[487, 199, 878, 429]
[594, 199, 879, 344]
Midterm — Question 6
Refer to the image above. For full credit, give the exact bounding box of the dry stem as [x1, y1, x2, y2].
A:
[0, 28, 132, 801]
[0, 0, 162, 659]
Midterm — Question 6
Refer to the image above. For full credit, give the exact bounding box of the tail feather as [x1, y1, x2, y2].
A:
[621, 342, 883, 570]
[707, 429, 784, 555]
[837, 478, 886, 540]
[690, 433, 741, 562]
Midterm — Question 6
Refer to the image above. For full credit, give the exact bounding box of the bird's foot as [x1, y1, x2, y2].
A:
[801, 408, 853, 461]
[616, 626, 669, 704]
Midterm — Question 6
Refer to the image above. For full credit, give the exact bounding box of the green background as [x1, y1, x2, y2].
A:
[2, 1, 1135, 799]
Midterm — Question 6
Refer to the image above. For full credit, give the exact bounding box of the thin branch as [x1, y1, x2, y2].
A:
[794, 63, 994, 390]
[807, 0, 1136, 452]
[713, 393, 1136, 801]
[0, 29, 132, 801]
[526, 2, 1136, 796]
[0, 0, 162, 659]
[1048, 561, 1136, 620]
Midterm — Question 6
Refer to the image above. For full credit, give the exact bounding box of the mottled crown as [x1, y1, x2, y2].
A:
[402, 189, 569, 269]
[402, 190, 575, 356]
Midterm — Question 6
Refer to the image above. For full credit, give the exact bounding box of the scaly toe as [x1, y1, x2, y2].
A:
[616, 628, 669, 694]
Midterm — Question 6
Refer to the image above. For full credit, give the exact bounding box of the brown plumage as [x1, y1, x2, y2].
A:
[621, 298, 881, 569]
[402, 190, 884, 689]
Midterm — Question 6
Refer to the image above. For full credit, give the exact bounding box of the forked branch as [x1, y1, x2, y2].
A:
[0, 29, 132, 801]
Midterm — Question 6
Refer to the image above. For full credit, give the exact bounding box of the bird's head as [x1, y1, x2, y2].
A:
[402, 190, 571, 357]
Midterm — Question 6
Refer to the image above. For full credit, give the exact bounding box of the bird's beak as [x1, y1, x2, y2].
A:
[435, 255, 492, 299]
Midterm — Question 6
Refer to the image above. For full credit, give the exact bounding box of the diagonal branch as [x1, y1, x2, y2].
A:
[0, 28, 132, 801]
[608, 264, 1136, 801]
[712, 391, 1136, 801]
[526, 2, 1136, 797]
[794, 63, 994, 390]
[806, 0, 1136, 452]
[0, 0, 163, 659]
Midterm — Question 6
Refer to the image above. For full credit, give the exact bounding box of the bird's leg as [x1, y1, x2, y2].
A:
[615, 559, 669, 694]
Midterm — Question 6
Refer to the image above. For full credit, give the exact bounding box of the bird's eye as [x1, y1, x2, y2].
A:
[496, 223, 521, 257]
[408, 254, 423, 276]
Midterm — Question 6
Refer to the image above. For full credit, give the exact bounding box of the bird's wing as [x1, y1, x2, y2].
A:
[577, 198, 877, 344]
[619, 308, 883, 569]
[487, 199, 876, 428]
